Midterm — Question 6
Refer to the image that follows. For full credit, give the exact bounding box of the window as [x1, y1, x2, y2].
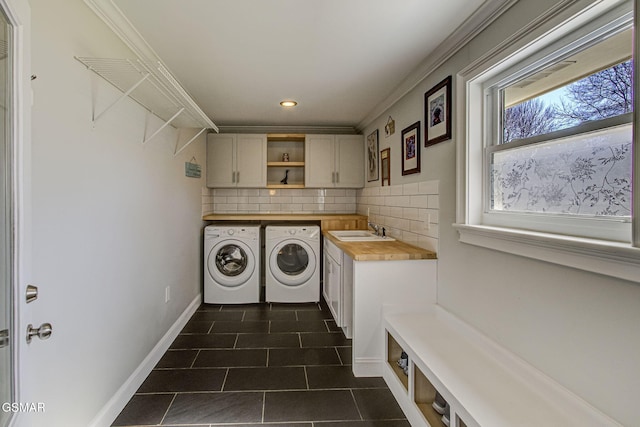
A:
[456, 0, 640, 282]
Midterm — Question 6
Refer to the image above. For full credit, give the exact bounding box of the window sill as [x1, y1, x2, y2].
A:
[453, 223, 640, 283]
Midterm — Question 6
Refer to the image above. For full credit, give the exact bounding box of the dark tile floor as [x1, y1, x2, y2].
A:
[112, 299, 409, 427]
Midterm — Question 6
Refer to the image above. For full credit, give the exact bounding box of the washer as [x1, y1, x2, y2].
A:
[265, 225, 320, 303]
[204, 224, 260, 304]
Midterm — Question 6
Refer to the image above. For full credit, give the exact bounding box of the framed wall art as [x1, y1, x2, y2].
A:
[367, 129, 379, 182]
[381, 148, 390, 186]
[401, 121, 420, 176]
[424, 75, 452, 146]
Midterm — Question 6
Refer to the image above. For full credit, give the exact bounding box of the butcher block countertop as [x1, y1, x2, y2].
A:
[203, 213, 369, 232]
[323, 230, 437, 262]
[202, 213, 367, 221]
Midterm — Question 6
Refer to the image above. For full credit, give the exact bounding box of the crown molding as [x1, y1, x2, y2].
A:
[357, 0, 518, 131]
[215, 125, 359, 135]
[83, 0, 160, 62]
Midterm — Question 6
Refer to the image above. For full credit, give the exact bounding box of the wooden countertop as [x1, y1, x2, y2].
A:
[323, 230, 437, 262]
[202, 213, 367, 221]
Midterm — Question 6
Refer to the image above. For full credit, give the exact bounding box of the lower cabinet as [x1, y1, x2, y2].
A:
[323, 237, 352, 338]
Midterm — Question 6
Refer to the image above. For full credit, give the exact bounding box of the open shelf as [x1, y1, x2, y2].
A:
[266, 184, 306, 189]
[415, 365, 446, 427]
[267, 134, 305, 187]
[387, 332, 408, 391]
[75, 56, 216, 155]
[267, 161, 305, 167]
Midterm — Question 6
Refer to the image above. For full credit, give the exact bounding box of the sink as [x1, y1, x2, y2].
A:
[328, 230, 395, 242]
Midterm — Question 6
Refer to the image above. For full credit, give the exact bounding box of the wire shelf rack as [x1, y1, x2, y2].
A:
[75, 56, 217, 153]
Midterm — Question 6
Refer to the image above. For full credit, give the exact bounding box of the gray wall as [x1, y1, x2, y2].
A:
[359, 1, 639, 425]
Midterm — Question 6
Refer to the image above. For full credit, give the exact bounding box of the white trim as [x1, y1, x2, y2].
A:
[357, 0, 518, 131]
[634, 0, 640, 246]
[352, 357, 382, 377]
[455, 0, 638, 281]
[0, 0, 26, 425]
[454, 224, 640, 282]
[83, 0, 159, 61]
[88, 294, 201, 427]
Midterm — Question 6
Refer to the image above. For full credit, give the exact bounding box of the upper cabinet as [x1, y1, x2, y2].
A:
[206, 133, 363, 189]
[207, 134, 266, 188]
[305, 135, 364, 188]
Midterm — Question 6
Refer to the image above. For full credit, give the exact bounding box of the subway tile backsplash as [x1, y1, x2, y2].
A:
[356, 180, 439, 252]
[202, 188, 357, 215]
[202, 180, 439, 252]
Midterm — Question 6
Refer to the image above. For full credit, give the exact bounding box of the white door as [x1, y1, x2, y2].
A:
[235, 134, 266, 188]
[0, 5, 14, 427]
[335, 135, 364, 188]
[206, 133, 236, 187]
[305, 135, 335, 187]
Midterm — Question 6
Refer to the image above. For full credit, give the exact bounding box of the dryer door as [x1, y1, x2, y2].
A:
[208, 239, 256, 287]
[269, 239, 317, 286]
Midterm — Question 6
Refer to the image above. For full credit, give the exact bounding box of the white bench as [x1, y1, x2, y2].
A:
[383, 307, 621, 427]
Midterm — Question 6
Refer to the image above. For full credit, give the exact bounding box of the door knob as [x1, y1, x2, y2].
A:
[26, 323, 52, 343]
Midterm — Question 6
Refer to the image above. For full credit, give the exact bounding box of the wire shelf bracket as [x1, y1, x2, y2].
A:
[92, 72, 150, 125]
[174, 127, 208, 157]
[143, 107, 184, 145]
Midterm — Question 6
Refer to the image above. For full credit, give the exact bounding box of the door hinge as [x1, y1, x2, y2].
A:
[0, 329, 9, 348]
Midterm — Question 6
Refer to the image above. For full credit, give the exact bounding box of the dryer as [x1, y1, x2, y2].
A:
[204, 224, 260, 304]
[265, 225, 320, 303]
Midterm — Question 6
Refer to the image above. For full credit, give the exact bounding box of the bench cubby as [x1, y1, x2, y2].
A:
[383, 307, 621, 427]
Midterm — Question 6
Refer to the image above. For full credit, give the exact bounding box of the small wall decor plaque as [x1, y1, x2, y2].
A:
[384, 116, 395, 137]
[185, 157, 201, 178]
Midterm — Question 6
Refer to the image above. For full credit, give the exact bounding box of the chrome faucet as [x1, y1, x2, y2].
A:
[368, 221, 380, 236]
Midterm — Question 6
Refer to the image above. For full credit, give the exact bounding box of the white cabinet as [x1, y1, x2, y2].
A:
[206, 134, 266, 187]
[323, 237, 353, 338]
[305, 135, 364, 188]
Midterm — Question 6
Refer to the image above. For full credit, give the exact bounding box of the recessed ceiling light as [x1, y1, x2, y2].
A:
[280, 100, 297, 107]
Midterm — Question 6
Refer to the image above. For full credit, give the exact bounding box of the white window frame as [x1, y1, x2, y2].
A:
[455, 0, 640, 283]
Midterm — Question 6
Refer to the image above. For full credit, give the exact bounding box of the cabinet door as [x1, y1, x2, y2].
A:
[335, 135, 364, 188]
[325, 255, 342, 326]
[305, 135, 336, 188]
[206, 134, 236, 187]
[236, 134, 267, 187]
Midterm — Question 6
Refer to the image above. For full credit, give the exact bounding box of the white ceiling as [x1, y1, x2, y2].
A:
[111, 0, 487, 130]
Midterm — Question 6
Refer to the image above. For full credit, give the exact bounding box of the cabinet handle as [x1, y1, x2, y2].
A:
[332, 172, 335, 183]
[336, 172, 339, 183]
[236, 171, 240, 183]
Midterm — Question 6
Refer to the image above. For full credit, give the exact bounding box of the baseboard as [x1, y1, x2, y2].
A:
[352, 357, 383, 377]
[88, 294, 201, 427]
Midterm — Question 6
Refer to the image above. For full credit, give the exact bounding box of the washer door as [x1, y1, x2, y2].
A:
[208, 239, 255, 288]
[269, 239, 317, 286]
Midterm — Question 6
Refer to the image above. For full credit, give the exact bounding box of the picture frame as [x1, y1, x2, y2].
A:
[381, 148, 390, 186]
[424, 75, 452, 146]
[367, 129, 379, 182]
[401, 121, 420, 176]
